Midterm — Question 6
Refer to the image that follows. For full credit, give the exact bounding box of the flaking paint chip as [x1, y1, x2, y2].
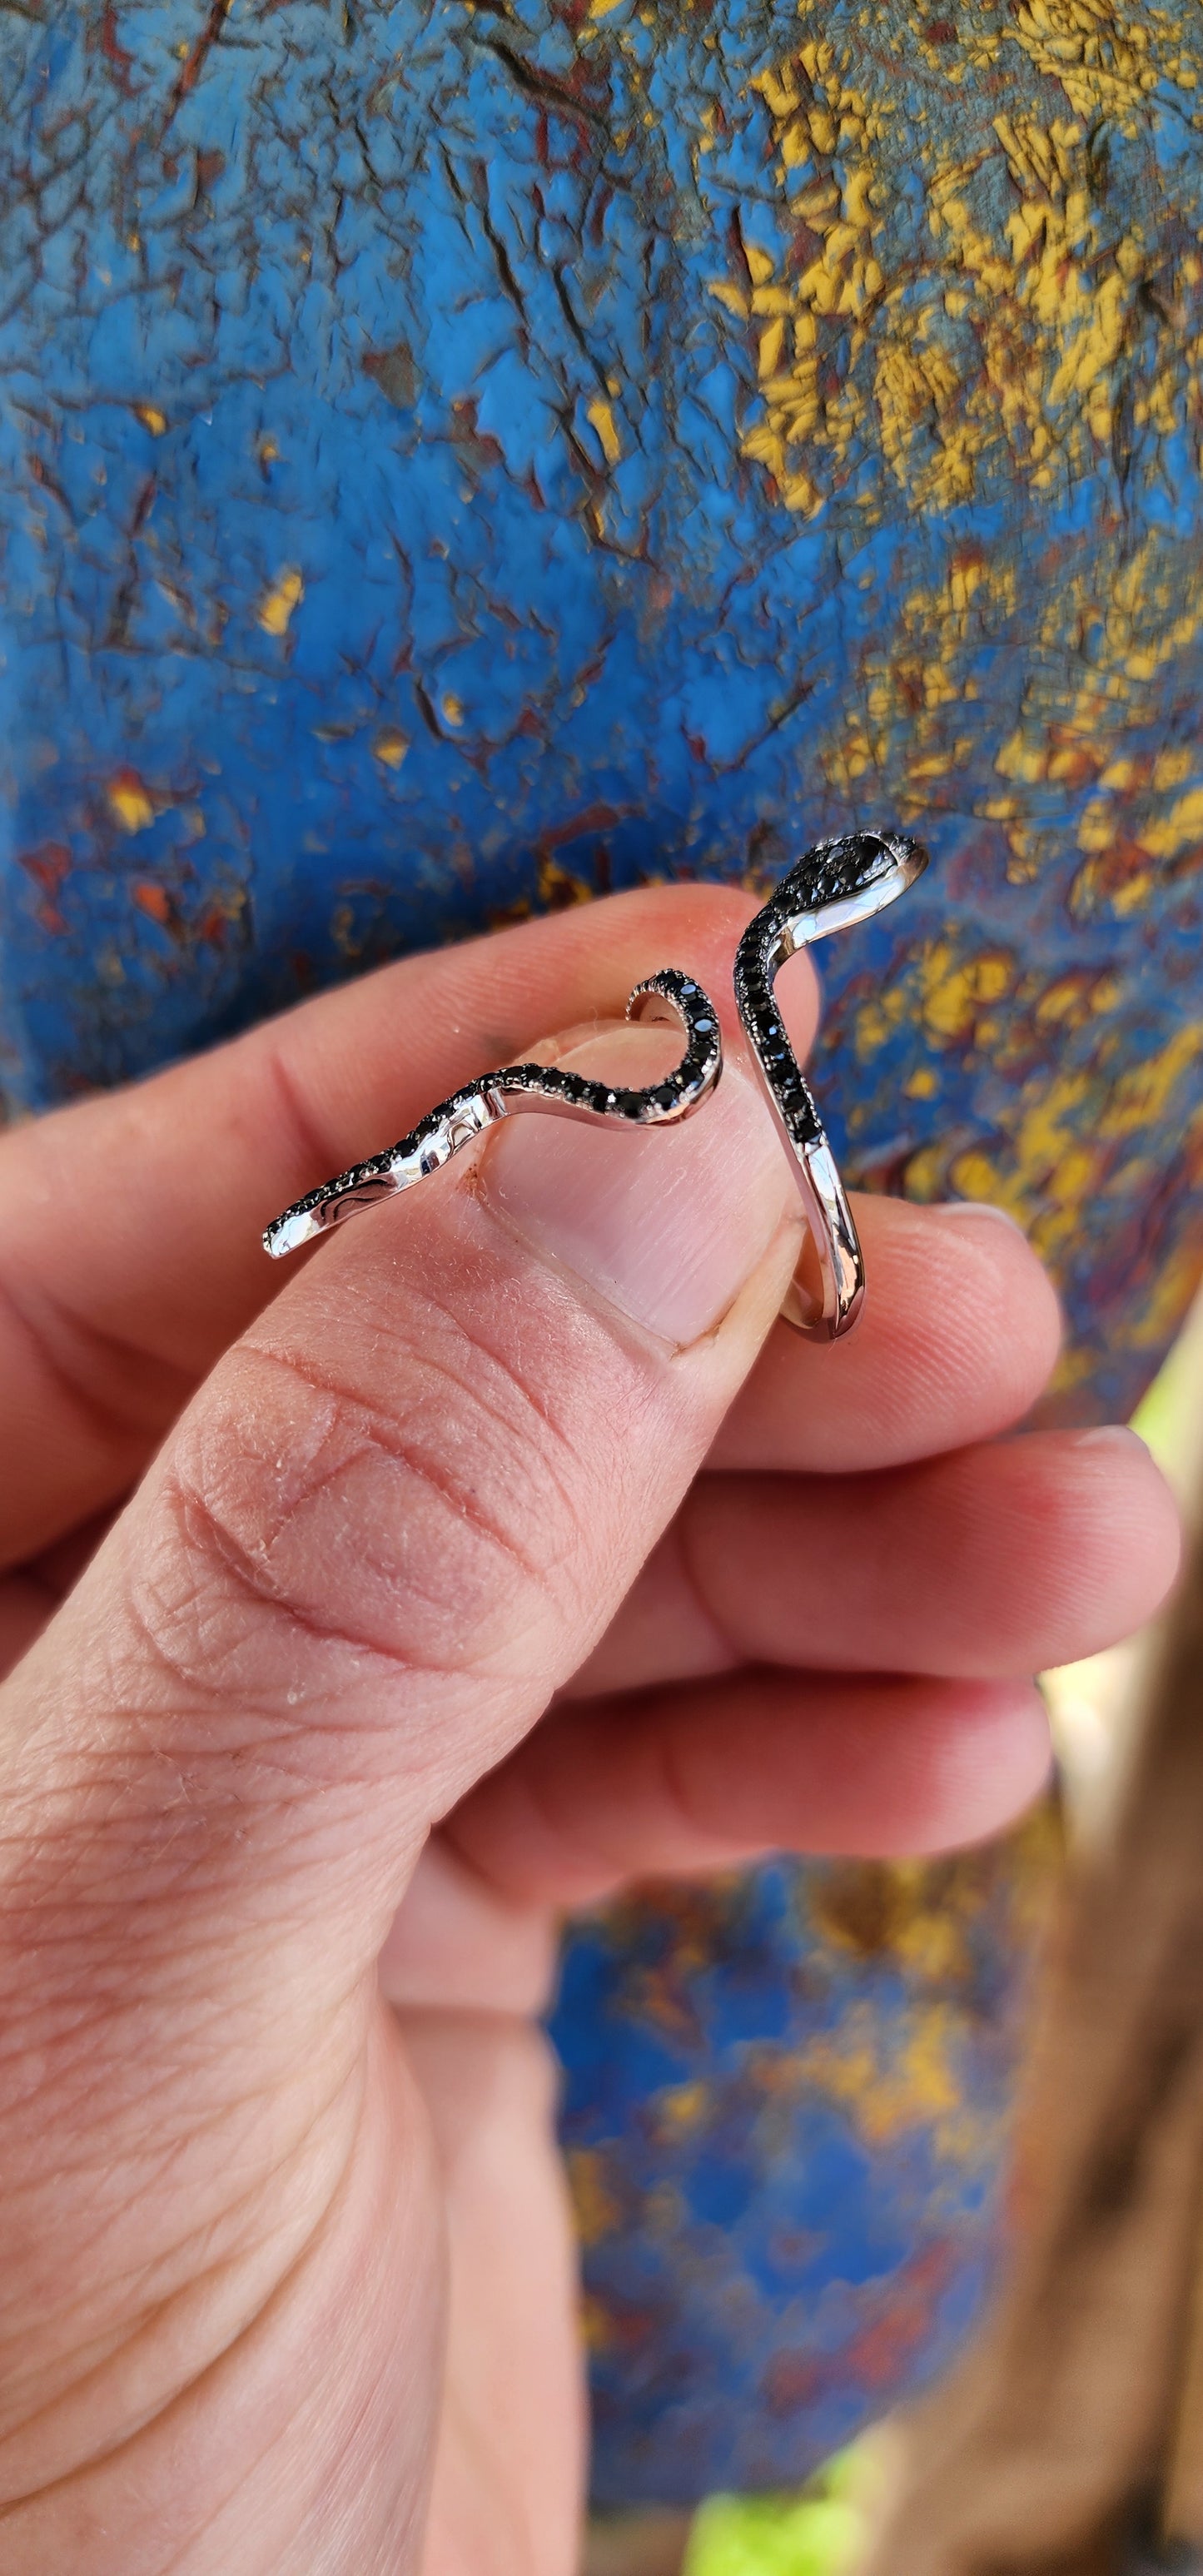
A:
[258, 569, 304, 637]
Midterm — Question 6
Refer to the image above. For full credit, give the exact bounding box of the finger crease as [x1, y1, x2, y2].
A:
[671, 1502, 746, 1673]
[240, 1343, 559, 1595]
[167, 1476, 517, 1683]
[0, 1266, 189, 1457]
[260, 1037, 355, 1204]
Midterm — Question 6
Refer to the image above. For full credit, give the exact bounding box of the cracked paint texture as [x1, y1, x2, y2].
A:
[0, 0, 1194, 2501]
[3, 0, 1203, 1410]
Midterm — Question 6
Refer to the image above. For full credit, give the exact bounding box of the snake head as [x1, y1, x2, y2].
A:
[773, 830, 928, 940]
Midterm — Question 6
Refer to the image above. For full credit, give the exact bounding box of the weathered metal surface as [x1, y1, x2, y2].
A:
[0, 0, 1196, 2503]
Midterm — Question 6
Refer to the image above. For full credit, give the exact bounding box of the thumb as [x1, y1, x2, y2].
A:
[2, 1009, 802, 2039]
[0, 969, 810, 2561]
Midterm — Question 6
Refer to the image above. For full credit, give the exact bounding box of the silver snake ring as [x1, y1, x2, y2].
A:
[736, 829, 928, 1340]
[263, 967, 723, 1261]
[264, 833, 926, 1345]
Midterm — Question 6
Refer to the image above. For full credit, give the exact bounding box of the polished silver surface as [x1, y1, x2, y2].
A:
[263, 968, 723, 1260]
[734, 831, 928, 1340]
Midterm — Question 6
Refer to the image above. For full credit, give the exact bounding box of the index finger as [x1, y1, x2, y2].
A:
[0, 884, 781, 1569]
[713, 1195, 1063, 1474]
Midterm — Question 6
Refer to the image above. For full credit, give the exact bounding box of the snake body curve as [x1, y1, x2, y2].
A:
[264, 968, 723, 1260]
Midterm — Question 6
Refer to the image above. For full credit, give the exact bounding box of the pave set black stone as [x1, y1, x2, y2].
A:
[781, 828, 904, 913]
[735, 833, 924, 1154]
[263, 967, 723, 1259]
[733, 830, 928, 1339]
[733, 947, 825, 1148]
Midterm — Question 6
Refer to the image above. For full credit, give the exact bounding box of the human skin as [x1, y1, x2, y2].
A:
[0, 883, 1181, 2574]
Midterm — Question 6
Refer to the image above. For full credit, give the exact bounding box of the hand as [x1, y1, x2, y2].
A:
[0, 886, 1179, 2574]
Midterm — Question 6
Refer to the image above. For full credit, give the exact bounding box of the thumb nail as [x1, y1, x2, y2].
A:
[480, 1022, 793, 1346]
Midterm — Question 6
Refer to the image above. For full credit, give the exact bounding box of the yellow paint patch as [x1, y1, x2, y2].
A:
[1101, 1022, 1203, 1139]
[933, 954, 1011, 1038]
[931, 1012, 1203, 1277]
[538, 851, 593, 908]
[1151, 748, 1195, 789]
[257, 568, 304, 637]
[1076, 799, 1116, 853]
[372, 728, 410, 769]
[586, 396, 622, 465]
[792, 2001, 976, 2159]
[1036, 974, 1105, 1028]
[996, 731, 1047, 784]
[654, 2081, 710, 2136]
[134, 404, 167, 436]
[107, 773, 155, 833]
[949, 1148, 1003, 1205]
[727, 14, 1203, 547]
[440, 693, 465, 728]
[1139, 786, 1203, 858]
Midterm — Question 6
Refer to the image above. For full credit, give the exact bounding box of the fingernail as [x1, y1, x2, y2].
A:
[931, 1197, 1029, 1239]
[481, 1023, 792, 1345]
[1070, 1424, 1151, 1456]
